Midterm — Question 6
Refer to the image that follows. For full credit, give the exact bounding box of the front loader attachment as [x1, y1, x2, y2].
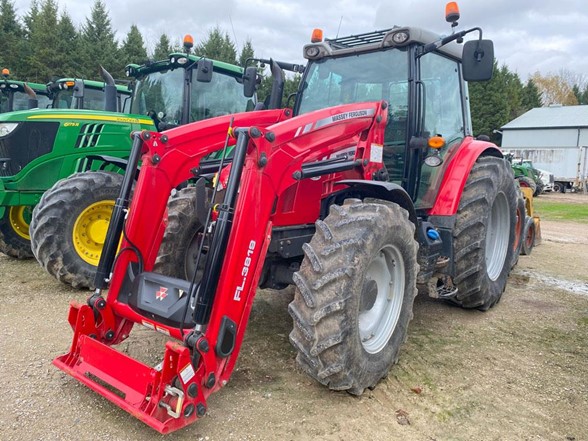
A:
[53, 102, 388, 433]
[54, 303, 197, 433]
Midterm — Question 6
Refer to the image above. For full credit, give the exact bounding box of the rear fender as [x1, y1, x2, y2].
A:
[429, 137, 502, 216]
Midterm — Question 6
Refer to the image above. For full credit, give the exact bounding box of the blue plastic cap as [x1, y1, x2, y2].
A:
[427, 228, 440, 241]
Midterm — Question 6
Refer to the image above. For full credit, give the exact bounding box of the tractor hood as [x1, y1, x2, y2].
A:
[0, 108, 154, 126]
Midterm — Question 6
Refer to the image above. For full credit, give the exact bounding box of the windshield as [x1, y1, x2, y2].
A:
[0, 90, 52, 112]
[52, 87, 106, 110]
[12, 91, 51, 110]
[131, 67, 252, 125]
[297, 48, 409, 115]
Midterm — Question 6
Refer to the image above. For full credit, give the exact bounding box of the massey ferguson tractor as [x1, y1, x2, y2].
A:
[53, 4, 517, 434]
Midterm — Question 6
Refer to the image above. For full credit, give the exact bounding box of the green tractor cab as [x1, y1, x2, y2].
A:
[1, 69, 52, 113]
[47, 76, 132, 112]
[25, 41, 253, 289]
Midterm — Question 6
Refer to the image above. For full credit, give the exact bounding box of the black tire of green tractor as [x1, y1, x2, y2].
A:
[516, 176, 537, 195]
[521, 217, 536, 256]
[153, 187, 210, 280]
[0, 207, 34, 259]
[30, 171, 124, 289]
[511, 195, 526, 269]
[452, 156, 517, 311]
[288, 199, 419, 395]
[533, 180, 544, 197]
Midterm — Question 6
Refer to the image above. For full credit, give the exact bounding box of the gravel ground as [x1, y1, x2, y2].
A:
[0, 204, 587, 440]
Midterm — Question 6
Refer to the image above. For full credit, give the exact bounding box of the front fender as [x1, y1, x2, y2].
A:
[327, 180, 417, 226]
[429, 137, 502, 216]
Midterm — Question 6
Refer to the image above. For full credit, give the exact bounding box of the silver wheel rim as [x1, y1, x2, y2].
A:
[485, 192, 509, 281]
[358, 244, 405, 354]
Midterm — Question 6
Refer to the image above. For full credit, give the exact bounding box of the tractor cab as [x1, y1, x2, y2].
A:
[293, 19, 493, 209]
[0, 69, 52, 113]
[127, 35, 254, 131]
[47, 77, 132, 112]
[243, 5, 494, 210]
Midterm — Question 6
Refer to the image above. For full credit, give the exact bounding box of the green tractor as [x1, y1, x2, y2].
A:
[27, 38, 253, 289]
[0, 69, 137, 259]
[506, 155, 544, 197]
[46, 76, 132, 112]
[1, 68, 52, 113]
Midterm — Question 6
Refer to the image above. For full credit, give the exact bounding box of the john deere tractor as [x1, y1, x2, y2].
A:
[1, 68, 52, 113]
[28, 37, 254, 289]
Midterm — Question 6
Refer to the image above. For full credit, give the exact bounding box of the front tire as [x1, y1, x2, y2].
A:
[452, 156, 517, 310]
[289, 199, 418, 395]
[30, 171, 123, 289]
[0, 206, 34, 259]
[153, 187, 209, 280]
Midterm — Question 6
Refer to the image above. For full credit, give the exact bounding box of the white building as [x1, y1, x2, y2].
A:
[501, 105, 588, 192]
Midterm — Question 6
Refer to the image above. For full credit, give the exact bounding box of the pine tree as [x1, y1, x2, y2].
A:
[468, 60, 511, 144]
[0, 0, 24, 76]
[238, 39, 254, 67]
[502, 67, 524, 120]
[80, 0, 120, 79]
[152, 33, 172, 61]
[54, 11, 81, 78]
[196, 27, 237, 64]
[521, 79, 542, 110]
[121, 25, 148, 66]
[25, 0, 61, 82]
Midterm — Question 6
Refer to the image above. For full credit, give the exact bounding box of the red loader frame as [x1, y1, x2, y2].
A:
[54, 101, 388, 433]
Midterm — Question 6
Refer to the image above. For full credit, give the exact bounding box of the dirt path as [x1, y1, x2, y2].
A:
[1, 218, 587, 441]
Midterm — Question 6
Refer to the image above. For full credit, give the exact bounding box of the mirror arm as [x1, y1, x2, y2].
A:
[419, 27, 483, 57]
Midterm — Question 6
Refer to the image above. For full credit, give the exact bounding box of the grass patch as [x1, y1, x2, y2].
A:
[533, 199, 588, 223]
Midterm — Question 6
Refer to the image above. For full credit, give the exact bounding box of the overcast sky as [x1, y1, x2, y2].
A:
[12, 0, 588, 81]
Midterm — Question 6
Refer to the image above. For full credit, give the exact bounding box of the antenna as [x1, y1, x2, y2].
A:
[336, 16, 343, 38]
[229, 14, 239, 49]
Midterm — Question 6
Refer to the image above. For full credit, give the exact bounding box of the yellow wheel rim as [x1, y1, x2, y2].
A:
[8, 206, 32, 240]
[73, 200, 115, 266]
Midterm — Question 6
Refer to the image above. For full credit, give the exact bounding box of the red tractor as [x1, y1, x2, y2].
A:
[53, 5, 516, 434]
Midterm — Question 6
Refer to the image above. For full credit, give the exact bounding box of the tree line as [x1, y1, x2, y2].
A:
[1, 0, 587, 139]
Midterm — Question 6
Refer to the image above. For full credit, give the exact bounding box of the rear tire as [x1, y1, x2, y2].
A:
[154, 187, 209, 280]
[0, 206, 34, 259]
[30, 171, 123, 289]
[516, 176, 536, 195]
[452, 157, 517, 310]
[521, 217, 536, 256]
[289, 199, 418, 395]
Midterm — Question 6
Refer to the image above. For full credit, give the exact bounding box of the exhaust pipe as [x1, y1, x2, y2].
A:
[100, 65, 118, 112]
[23, 83, 39, 109]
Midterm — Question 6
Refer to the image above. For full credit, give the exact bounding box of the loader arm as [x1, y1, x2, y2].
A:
[54, 101, 388, 434]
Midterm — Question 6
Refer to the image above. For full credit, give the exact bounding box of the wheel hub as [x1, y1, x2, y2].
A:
[485, 192, 509, 281]
[8, 206, 32, 240]
[73, 200, 115, 266]
[358, 245, 405, 354]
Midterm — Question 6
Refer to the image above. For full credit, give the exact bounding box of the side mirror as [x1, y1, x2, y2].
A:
[243, 66, 258, 98]
[73, 79, 85, 99]
[462, 39, 494, 82]
[196, 59, 213, 83]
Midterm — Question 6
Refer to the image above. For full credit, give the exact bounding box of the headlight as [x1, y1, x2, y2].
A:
[0, 123, 18, 137]
[305, 46, 320, 58]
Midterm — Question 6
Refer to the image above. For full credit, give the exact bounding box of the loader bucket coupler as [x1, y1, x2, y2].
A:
[53, 302, 204, 434]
